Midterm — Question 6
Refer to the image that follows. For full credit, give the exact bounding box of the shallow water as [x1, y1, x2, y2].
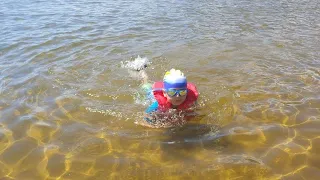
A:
[0, 0, 319, 179]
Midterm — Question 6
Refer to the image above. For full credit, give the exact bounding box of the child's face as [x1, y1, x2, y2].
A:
[164, 89, 187, 106]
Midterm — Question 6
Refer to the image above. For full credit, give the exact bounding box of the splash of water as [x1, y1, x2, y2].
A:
[121, 55, 151, 71]
[135, 109, 189, 128]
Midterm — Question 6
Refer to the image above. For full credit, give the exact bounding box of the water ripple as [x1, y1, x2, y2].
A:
[0, 0, 319, 179]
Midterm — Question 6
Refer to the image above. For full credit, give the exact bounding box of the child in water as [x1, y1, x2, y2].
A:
[140, 69, 199, 127]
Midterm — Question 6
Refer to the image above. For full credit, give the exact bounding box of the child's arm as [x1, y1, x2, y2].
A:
[140, 70, 148, 84]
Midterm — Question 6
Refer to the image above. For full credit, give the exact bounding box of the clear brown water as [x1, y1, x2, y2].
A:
[0, 0, 319, 179]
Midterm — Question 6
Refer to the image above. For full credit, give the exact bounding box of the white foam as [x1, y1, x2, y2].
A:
[121, 55, 151, 71]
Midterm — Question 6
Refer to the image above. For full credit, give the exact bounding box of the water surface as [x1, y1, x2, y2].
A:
[0, 0, 319, 179]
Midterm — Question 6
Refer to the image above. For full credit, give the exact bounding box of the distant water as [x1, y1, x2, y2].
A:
[0, 0, 319, 179]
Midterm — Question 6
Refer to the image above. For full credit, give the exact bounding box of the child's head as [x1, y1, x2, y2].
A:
[163, 69, 188, 106]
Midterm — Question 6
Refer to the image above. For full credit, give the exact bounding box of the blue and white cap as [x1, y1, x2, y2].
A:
[163, 69, 187, 90]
